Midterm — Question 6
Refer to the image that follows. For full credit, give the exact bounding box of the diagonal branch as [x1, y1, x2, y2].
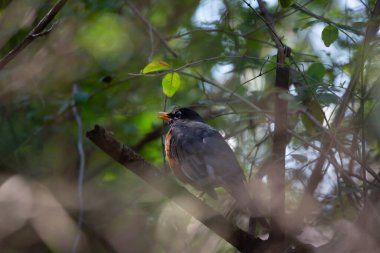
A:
[0, 0, 68, 70]
[292, 3, 364, 36]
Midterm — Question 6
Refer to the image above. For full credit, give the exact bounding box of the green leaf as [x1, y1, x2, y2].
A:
[307, 62, 326, 82]
[279, 0, 293, 8]
[321, 25, 339, 47]
[102, 170, 116, 182]
[291, 154, 308, 163]
[162, 72, 181, 97]
[142, 60, 170, 74]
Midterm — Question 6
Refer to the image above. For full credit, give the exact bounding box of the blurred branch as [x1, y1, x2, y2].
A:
[0, 175, 89, 252]
[299, 109, 380, 182]
[166, 28, 276, 48]
[291, 3, 364, 36]
[0, 0, 68, 70]
[71, 84, 86, 253]
[125, 0, 178, 58]
[86, 125, 263, 253]
[268, 47, 290, 240]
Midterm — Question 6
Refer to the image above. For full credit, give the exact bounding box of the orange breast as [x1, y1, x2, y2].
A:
[165, 129, 192, 184]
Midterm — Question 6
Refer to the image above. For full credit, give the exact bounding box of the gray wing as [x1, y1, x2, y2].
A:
[170, 121, 246, 191]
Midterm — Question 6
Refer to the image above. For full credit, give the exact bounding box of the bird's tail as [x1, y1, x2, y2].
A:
[224, 181, 269, 230]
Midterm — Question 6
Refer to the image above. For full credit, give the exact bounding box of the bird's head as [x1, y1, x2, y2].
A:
[158, 107, 205, 124]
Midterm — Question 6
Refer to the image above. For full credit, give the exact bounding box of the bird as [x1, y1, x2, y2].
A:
[158, 107, 264, 221]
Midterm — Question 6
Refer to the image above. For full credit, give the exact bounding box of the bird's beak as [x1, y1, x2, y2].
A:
[158, 112, 171, 121]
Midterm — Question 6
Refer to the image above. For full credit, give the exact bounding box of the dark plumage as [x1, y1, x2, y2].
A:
[159, 108, 259, 217]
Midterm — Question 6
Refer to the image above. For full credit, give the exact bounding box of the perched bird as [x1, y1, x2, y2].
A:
[159, 107, 262, 219]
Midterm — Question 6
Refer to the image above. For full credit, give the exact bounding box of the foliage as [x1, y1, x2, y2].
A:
[321, 24, 339, 47]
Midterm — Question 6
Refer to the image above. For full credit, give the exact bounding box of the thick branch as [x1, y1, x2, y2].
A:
[0, 0, 68, 70]
[268, 47, 290, 239]
[86, 125, 262, 253]
[242, 0, 291, 239]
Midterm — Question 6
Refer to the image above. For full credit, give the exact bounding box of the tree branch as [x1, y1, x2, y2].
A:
[268, 45, 291, 240]
[0, 0, 68, 70]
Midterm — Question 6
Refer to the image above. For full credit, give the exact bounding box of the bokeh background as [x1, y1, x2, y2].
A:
[0, 0, 380, 252]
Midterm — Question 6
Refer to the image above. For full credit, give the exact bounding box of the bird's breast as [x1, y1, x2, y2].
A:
[165, 128, 192, 184]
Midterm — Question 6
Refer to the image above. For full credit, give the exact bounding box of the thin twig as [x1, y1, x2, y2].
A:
[71, 84, 86, 253]
[292, 3, 364, 36]
[0, 0, 68, 70]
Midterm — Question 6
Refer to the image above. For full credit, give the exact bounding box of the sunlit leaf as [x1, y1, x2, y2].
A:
[102, 171, 116, 182]
[162, 72, 181, 97]
[279, 0, 293, 8]
[142, 60, 170, 74]
[321, 25, 339, 47]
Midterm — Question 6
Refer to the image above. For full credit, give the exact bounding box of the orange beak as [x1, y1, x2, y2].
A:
[158, 112, 171, 121]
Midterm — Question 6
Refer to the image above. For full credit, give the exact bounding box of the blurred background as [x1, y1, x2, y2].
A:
[0, 0, 380, 252]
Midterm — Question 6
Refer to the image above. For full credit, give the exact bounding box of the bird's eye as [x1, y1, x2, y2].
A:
[174, 111, 182, 119]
